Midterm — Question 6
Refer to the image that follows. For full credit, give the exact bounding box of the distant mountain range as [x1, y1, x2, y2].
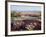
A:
[11, 10, 41, 13]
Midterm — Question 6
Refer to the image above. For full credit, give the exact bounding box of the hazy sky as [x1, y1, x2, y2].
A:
[11, 5, 41, 12]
